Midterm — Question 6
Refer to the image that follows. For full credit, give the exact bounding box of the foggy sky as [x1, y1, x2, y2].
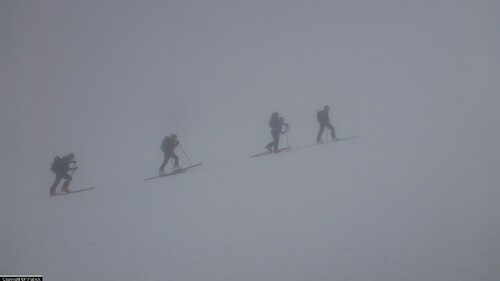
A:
[2, 0, 499, 187]
[1, 0, 499, 278]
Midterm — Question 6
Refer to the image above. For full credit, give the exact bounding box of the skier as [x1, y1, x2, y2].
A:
[265, 112, 289, 152]
[159, 133, 181, 175]
[49, 153, 77, 195]
[316, 105, 336, 143]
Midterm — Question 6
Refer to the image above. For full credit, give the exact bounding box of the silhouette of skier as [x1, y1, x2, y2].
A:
[159, 134, 180, 175]
[316, 105, 336, 143]
[266, 112, 289, 152]
[49, 153, 77, 195]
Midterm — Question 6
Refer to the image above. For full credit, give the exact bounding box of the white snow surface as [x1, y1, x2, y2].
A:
[2, 136, 499, 280]
[1, 1, 500, 280]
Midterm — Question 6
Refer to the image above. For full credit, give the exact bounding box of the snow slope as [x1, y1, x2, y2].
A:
[2, 134, 499, 281]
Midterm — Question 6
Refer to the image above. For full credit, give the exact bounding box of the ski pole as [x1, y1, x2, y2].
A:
[70, 162, 77, 176]
[179, 144, 193, 166]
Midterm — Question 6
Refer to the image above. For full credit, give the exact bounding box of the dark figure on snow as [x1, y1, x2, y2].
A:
[159, 133, 180, 174]
[317, 105, 336, 143]
[266, 112, 289, 152]
[49, 153, 77, 195]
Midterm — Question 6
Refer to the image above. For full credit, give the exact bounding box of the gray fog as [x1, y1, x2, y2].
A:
[1, 1, 499, 280]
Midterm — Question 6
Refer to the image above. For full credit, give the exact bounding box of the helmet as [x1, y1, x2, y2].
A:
[68, 153, 75, 160]
[170, 133, 177, 139]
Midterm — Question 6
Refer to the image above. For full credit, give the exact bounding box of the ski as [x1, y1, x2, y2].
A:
[144, 162, 202, 181]
[292, 136, 358, 151]
[324, 135, 358, 143]
[50, 186, 95, 196]
[250, 146, 291, 158]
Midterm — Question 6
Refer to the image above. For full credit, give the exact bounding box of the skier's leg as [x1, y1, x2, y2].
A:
[326, 123, 336, 139]
[273, 132, 280, 152]
[171, 152, 179, 168]
[317, 124, 325, 142]
[159, 152, 170, 173]
[61, 174, 72, 191]
[266, 136, 274, 152]
[49, 175, 62, 194]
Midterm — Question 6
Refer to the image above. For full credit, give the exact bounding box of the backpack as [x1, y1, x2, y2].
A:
[161, 137, 170, 152]
[51, 157, 61, 173]
[317, 110, 328, 123]
[269, 116, 278, 128]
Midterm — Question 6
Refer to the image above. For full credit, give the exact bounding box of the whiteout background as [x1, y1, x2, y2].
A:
[1, 1, 499, 280]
